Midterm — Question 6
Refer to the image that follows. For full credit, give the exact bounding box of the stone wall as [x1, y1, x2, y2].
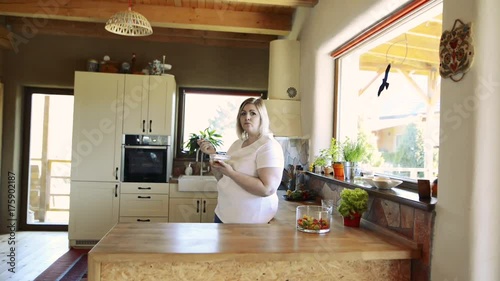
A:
[307, 176, 435, 281]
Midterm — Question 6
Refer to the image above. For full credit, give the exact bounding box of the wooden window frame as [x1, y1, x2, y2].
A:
[331, 0, 431, 58]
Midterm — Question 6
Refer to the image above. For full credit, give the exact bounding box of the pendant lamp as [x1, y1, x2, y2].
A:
[105, 0, 153, 37]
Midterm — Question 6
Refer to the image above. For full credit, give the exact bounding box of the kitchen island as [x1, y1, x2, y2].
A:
[88, 192, 420, 281]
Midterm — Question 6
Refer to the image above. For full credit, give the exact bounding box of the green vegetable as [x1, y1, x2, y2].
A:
[337, 188, 369, 219]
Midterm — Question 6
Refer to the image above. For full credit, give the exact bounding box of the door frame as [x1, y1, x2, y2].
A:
[19, 87, 73, 231]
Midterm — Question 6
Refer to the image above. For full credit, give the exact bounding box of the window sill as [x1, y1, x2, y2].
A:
[307, 171, 437, 211]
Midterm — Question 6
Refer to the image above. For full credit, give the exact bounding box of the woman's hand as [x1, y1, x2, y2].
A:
[197, 139, 216, 154]
[210, 160, 234, 176]
[211, 161, 281, 197]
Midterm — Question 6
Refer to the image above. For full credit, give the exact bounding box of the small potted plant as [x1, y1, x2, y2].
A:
[327, 138, 341, 163]
[326, 138, 345, 178]
[341, 136, 368, 180]
[337, 188, 369, 227]
[312, 152, 328, 174]
[184, 127, 223, 158]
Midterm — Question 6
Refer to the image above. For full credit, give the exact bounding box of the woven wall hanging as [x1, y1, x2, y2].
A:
[439, 19, 474, 82]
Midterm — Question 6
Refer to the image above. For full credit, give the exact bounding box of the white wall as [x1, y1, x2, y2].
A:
[300, 0, 500, 280]
[299, 0, 409, 158]
[470, 0, 500, 278]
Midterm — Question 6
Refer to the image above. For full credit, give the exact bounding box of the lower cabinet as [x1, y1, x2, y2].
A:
[119, 183, 169, 223]
[168, 198, 217, 222]
[168, 183, 218, 223]
[69, 181, 120, 247]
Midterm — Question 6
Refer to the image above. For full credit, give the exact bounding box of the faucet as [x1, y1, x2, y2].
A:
[196, 149, 210, 176]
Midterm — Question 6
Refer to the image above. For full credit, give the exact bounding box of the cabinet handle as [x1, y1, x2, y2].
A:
[142, 120, 146, 132]
[115, 167, 119, 180]
[138, 196, 151, 199]
[196, 200, 200, 213]
[137, 219, 151, 222]
[149, 120, 152, 133]
[203, 200, 206, 213]
[115, 184, 118, 197]
[138, 187, 152, 190]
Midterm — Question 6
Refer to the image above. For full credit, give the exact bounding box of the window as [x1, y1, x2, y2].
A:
[335, 2, 442, 181]
[176, 88, 264, 158]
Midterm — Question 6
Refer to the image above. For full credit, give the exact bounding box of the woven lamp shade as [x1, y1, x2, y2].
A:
[105, 7, 153, 37]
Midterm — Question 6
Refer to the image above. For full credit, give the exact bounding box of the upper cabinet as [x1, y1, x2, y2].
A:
[72, 72, 124, 182]
[122, 74, 176, 136]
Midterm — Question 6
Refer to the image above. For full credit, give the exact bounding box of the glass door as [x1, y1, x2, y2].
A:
[21, 88, 73, 230]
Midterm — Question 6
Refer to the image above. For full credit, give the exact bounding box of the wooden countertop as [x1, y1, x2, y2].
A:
[89, 191, 420, 263]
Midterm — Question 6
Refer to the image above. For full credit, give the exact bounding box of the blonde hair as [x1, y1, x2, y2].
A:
[236, 97, 271, 140]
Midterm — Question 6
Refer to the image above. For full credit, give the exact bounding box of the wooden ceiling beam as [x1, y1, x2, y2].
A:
[222, 0, 318, 7]
[360, 60, 436, 74]
[0, 1, 293, 36]
[5, 17, 274, 48]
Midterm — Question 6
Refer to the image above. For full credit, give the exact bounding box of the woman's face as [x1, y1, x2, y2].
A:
[239, 104, 261, 136]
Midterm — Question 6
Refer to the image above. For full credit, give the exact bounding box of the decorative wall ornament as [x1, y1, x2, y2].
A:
[439, 19, 474, 82]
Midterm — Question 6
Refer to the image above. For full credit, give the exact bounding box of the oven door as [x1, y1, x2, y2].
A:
[122, 145, 168, 183]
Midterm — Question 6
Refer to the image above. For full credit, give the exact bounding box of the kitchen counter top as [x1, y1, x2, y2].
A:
[88, 191, 420, 281]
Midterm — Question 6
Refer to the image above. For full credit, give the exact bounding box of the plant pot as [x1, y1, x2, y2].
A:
[333, 162, 344, 178]
[343, 213, 362, 227]
[343, 162, 359, 180]
[324, 166, 333, 175]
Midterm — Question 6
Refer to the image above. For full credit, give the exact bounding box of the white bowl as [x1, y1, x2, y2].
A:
[361, 176, 375, 187]
[209, 153, 231, 162]
[372, 178, 403, 189]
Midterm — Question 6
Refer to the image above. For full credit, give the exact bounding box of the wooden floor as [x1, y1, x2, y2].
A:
[0, 231, 69, 281]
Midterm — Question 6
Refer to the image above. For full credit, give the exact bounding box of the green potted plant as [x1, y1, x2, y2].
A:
[341, 136, 368, 180]
[327, 138, 341, 163]
[312, 153, 328, 173]
[337, 188, 369, 227]
[184, 127, 223, 157]
[326, 138, 345, 178]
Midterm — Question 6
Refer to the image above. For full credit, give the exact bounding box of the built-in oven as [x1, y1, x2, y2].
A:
[121, 134, 170, 183]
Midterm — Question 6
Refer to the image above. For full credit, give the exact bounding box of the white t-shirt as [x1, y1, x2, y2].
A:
[215, 134, 284, 223]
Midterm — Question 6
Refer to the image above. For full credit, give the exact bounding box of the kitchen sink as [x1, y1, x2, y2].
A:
[178, 175, 218, 192]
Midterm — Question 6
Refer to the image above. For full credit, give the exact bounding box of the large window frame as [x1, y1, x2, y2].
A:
[332, 0, 442, 188]
[175, 87, 266, 159]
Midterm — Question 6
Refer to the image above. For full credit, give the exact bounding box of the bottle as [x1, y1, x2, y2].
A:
[185, 163, 193, 176]
[295, 165, 304, 190]
[130, 53, 136, 73]
[432, 178, 438, 197]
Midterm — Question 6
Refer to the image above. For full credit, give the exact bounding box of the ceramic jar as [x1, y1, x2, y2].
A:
[150, 59, 163, 75]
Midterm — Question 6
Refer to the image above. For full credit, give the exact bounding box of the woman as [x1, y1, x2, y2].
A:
[198, 97, 284, 223]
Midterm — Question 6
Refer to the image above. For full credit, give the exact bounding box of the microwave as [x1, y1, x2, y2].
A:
[121, 134, 170, 183]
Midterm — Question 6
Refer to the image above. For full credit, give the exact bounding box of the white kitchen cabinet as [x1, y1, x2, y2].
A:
[122, 74, 176, 135]
[71, 71, 124, 181]
[168, 184, 217, 223]
[168, 198, 217, 223]
[69, 181, 119, 247]
[119, 182, 169, 222]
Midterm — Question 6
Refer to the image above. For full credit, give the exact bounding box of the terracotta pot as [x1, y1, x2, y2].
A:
[324, 166, 333, 175]
[343, 212, 362, 227]
[333, 162, 344, 178]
